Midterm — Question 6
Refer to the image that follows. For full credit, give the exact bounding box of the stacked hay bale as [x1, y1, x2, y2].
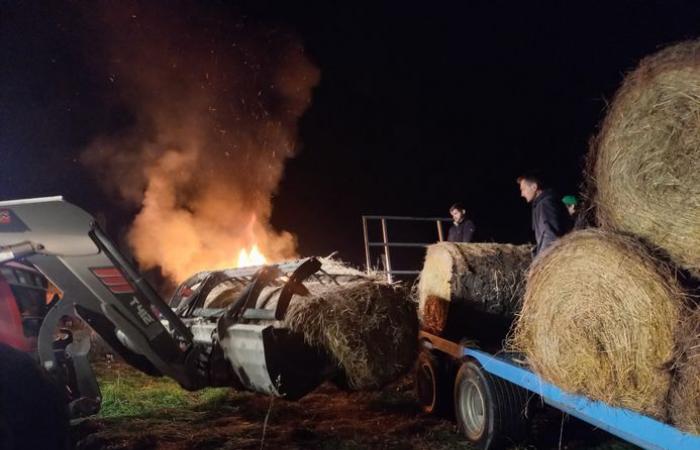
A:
[589, 39, 700, 430]
[417, 242, 531, 347]
[589, 40, 700, 278]
[510, 230, 684, 419]
[511, 40, 700, 431]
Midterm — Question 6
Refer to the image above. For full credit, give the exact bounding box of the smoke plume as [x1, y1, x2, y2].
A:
[81, 3, 319, 282]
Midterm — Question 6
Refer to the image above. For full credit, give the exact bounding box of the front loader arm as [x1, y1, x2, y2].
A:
[0, 196, 341, 413]
[0, 197, 206, 391]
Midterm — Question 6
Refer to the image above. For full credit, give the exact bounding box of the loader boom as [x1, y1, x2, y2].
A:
[0, 196, 336, 417]
[0, 197, 206, 392]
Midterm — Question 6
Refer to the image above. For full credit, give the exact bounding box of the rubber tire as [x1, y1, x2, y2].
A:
[414, 350, 451, 415]
[453, 359, 529, 449]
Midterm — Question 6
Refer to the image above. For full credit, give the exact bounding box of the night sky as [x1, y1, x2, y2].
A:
[3, 1, 700, 275]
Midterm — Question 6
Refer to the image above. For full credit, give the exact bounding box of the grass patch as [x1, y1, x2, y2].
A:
[96, 363, 230, 418]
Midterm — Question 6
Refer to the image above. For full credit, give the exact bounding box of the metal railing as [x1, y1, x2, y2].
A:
[361, 215, 452, 282]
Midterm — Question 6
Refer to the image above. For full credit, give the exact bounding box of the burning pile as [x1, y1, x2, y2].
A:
[78, 2, 416, 400]
[510, 39, 700, 431]
[81, 3, 320, 283]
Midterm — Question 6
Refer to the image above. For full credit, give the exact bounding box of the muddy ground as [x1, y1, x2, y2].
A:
[71, 363, 634, 450]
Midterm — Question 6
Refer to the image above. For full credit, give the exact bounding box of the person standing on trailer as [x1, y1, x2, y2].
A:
[517, 172, 572, 257]
[562, 194, 590, 229]
[447, 203, 476, 242]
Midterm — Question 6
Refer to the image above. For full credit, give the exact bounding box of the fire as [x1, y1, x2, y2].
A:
[237, 244, 267, 267]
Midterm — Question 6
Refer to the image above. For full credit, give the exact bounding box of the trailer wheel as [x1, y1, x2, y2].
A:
[415, 350, 450, 414]
[453, 359, 529, 449]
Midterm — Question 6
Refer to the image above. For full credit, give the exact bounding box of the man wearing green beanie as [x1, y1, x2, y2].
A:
[562, 195, 578, 217]
[562, 194, 590, 229]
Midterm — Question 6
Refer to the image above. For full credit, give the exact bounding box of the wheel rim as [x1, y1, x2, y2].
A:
[459, 378, 486, 439]
[416, 362, 436, 409]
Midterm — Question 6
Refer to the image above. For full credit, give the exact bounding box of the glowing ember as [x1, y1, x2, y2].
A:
[237, 244, 267, 267]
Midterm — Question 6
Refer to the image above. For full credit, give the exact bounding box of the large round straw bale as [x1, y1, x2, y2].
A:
[590, 40, 700, 276]
[670, 307, 700, 434]
[285, 281, 418, 390]
[417, 243, 531, 332]
[511, 230, 685, 419]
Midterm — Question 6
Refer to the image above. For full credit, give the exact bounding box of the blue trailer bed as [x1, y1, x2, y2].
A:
[418, 331, 699, 450]
[466, 348, 700, 450]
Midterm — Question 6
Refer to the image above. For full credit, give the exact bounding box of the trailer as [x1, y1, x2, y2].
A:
[416, 330, 700, 450]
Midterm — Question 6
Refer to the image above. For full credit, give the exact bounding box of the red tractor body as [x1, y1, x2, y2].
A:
[0, 262, 48, 352]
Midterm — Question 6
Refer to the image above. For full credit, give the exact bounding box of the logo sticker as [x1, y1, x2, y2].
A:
[0, 209, 29, 232]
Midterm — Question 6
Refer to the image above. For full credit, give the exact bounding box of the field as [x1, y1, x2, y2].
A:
[71, 362, 636, 450]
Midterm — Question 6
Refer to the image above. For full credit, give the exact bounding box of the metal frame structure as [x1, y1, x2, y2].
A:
[361, 215, 451, 282]
[171, 257, 363, 316]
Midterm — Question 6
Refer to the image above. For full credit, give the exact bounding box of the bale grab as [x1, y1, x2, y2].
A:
[200, 258, 419, 391]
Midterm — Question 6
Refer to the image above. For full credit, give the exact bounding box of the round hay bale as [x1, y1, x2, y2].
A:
[510, 229, 685, 419]
[420, 295, 450, 335]
[284, 281, 418, 390]
[670, 307, 700, 434]
[203, 280, 246, 308]
[417, 243, 532, 327]
[590, 39, 700, 276]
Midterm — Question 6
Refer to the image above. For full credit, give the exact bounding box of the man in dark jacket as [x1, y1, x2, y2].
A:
[447, 203, 475, 242]
[517, 173, 571, 256]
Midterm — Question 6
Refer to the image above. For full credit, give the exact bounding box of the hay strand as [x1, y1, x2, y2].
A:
[670, 306, 700, 434]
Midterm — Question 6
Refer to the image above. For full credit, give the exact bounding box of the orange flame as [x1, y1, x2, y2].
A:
[237, 244, 267, 267]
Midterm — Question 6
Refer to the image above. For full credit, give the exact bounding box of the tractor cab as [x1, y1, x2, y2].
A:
[0, 261, 50, 352]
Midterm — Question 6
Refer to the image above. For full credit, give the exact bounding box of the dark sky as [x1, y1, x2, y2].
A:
[2, 1, 700, 272]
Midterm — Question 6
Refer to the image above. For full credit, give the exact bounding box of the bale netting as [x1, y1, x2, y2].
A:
[670, 307, 700, 434]
[417, 242, 532, 332]
[590, 39, 700, 276]
[510, 229, 686, 419]
[284, 281, 418, 390]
